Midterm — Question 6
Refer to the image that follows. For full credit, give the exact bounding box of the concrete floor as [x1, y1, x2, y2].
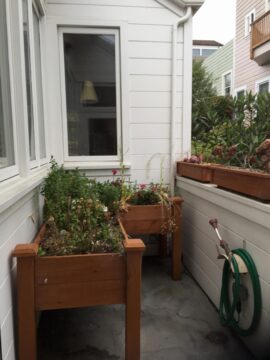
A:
[38, 257, 254, 360]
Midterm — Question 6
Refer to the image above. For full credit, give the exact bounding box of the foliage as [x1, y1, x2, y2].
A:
[128, 183, 169, 206]
[40, 159, 123, 256]
[192, 60, 217, 138]
[192, 92, 270, 169]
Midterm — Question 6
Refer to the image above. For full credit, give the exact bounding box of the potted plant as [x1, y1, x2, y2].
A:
[13, 160, 145, 360]
[177, 155, 214, 183]
[180, 93, 270, 201]
[118, 179, 183, 280]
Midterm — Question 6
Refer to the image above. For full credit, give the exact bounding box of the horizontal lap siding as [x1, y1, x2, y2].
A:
[0, 191, 41, 360]
[204, 40, 233, 95]
[46, 0, 184, 184]
[235, 0, 270, 92]
[177, 178, 270, 357]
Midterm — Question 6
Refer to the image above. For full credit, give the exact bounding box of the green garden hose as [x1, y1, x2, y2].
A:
[219, 248, 262, 337]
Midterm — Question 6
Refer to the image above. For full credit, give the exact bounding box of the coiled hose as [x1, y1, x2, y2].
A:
[219, 248, 262, 336]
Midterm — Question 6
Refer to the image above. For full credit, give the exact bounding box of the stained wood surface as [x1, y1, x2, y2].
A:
[36, 279, 126, 310]
[176, 161, 213, 183]
[212, 166, 270, 201]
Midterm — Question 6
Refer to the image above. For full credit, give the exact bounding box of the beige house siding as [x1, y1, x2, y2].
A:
[235, 0, 270, 93]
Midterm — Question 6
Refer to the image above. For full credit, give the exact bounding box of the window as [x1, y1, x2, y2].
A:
[201, 48, 216, 57]
[60, 28, 121, 161]
[22, 0, 46, 165]
[235, 86, 246, 98]
[245, 9, 255, 37]
[192, 48, 200, 57]
[0, 0, 16, 178]
[256, 77, 270, 93]
[223, 72, 232, 96]
[258, 81, 269, 93]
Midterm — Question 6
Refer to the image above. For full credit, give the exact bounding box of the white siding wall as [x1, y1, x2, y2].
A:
[45, 0, 187, 184]
[235, 0, 270, 92]
[176, 177, 270, 358]
[0, 191, 42, 360]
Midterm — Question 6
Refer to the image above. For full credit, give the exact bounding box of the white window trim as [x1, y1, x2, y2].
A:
[59, 26, 122, 163]
[266, 0, 270, 11]
[245, 9, 255, 37]
[222, 70, 233, 96]
[255, 76, 270, 93]
[20, 0, 48, 171]
[0, 0, 19, 182]
[234, 85, 247, 97]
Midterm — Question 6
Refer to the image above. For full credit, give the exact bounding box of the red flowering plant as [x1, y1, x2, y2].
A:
[128, 182, 170, 206]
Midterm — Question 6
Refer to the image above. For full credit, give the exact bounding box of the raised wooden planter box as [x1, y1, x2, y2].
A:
[176, 161, 213, 183]
[120, 197, 183, 280]
[212, 166, 270, 201]
[13, 221, 145, 360]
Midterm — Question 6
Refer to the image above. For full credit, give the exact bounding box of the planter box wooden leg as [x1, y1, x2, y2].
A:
[14, 244, 38, 360]
[125, 239, 145, 360]
[171, 198, 182, 280]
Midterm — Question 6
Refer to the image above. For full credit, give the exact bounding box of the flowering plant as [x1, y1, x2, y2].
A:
[128, 183, 169, 206]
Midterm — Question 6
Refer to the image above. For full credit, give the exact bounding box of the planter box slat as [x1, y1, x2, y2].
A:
[36, 254, 125, 285]
[212, 166, 270, 201]
[176, 161, 213, 182]
[36, 279, 125, 310]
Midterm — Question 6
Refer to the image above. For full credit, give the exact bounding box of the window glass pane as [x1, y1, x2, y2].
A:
[192, 48, 200, 57]
[63, 32, 118, 156]
[0, 0, 15, 170]
[22, 0, 36, 161]
[237, 90, 245, 98]
[201, 49, 216, 57]
[33, 7, 46, 159]
[259, 81, 269, 94]
[224, 73, 231, 95]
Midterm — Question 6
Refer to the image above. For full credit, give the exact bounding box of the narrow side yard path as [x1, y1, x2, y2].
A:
[38, 257, 253, 360]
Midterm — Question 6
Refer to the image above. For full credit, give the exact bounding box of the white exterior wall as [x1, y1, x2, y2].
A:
[45, 0, 191, 184]
[176, 176, 270, 358]
[0, 191, 43, 360]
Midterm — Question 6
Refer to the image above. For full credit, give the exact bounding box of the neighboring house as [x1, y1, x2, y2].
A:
[235, 0, 270, 95]
[0, 1, 204, 359]
[203, 40, 234, 95]
[192, 39, 223, 60]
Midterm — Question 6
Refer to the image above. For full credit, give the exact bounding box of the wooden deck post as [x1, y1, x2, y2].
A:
[125, 239, 145, 360]
[13, 243, 39, 360]
[171, 197, 183, 280]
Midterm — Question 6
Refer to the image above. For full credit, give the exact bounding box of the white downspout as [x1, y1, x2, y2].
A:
[170, 6, 192, 195]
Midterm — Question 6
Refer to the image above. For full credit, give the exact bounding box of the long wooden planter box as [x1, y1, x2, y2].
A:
[120, 197, 183, 280]
[176, 161, 213, 183]
[212, 165, 270, 201]
[13, 221, 145, 360]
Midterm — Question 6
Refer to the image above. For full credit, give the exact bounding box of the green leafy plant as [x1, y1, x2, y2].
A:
[40, 159, 123, 256]
[128, 183, 169, 206]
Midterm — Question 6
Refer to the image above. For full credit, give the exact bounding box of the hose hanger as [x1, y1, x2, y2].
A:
[209, 218, 262, 337]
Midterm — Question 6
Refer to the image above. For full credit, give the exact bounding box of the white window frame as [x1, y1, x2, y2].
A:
[266, 0, 270, 11]
[222, 70, 233, 96]
[234, 85, 247, 98]
[59, 27, 122, 163]
[0, 0, 19, 182]
[21, 0, 48, 170]
[245, 9, 255, 37]
[255, 76, 270, 93]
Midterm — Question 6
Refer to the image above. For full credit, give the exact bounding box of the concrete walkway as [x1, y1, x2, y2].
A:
[38, 257, 253, 360]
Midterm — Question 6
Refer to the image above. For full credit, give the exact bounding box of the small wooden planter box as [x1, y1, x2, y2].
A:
[13, 221, 145, 360]
[176, 161, 213, 183]
[120, 197, 183, 280]
[212, 165, 270, 201]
